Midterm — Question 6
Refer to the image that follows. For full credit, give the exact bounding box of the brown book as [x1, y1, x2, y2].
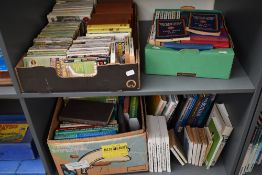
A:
[59, 99, 114, 126]
[187, 95, 204, 125]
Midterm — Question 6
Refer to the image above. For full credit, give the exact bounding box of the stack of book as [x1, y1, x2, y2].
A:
[240, 112, 262, 174]
[23, 21, 81, 71]
[182, 103, 233, 169]
[146, 94, 216, 131]
[149, 9, 231, 50]
[47, 0, 94, 23]
[86, 0, 135, 64]
[146, 115, 171, 172]
[54, 98, 118, 140]
[54, 96, 142, 140]
[0, 49, 11, 85]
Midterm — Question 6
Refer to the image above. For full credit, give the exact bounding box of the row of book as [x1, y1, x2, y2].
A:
[146, 101, 233, 171]
[147, 94, 216, 131]
[23, 0, 136, 78]
[0, 49, 11, 85]
[54, 96, 141, 140]
[149, 9, 231, 50]
[85, 0, 136, 64]
[239, 112, 262, 174]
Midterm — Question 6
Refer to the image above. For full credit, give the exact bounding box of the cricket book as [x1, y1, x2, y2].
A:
[186, 12, 222, 36]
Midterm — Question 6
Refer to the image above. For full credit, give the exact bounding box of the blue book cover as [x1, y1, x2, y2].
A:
[163, 42, 213, 50]
[0, 49, 8, 71]
[192, 95, 209, 127]
[196, 94, 216, 127]
[188, 12, 221, 33]
[54, 129, 117, 140]
[181, 95, 199, 128]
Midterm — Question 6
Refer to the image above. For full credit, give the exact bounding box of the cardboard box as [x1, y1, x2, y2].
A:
[0, 130, 37, 160]
[145, 10, 235, 79]
[47, 98, 148, 175]
[15, 4, 140, 93]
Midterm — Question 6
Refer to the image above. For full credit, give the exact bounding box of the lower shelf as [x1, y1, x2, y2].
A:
[132, 158, 226, 175]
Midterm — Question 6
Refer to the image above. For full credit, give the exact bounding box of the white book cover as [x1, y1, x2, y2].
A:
[152, 117, 162, 172]
[162, 95, 178, 121]
[184, 126, 194, 164]
[159, 116, 171, 172]
[146, 115, 154, 172]
[171, 147, 185, 166]
[147, 115, 157, 172]
[217, 103, 233, 136]
[158, 116, 166, 171]
[192, 128, 202, 166]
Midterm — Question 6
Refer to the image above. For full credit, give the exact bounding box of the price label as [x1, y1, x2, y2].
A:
[102, 142, 128, 158]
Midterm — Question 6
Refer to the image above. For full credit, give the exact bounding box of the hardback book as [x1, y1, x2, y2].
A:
[186, 12, 222, 36]
[162, 95, 179, 121]
[153, 116, 162, 172]
[147, 95, 167, 116]
[181, 39, 230, 48]
[159, 116, 171, 172]
[187, 95, 204, 126]
[146, 115, 154, 172]
[209, 103, 233, 166]
[128, 96, 140, 131]
[204, 127, 213, 162]
[163, 42, 213, 51]
[59, 99, 114, 126]
[184, 126, 194, 164]
[155, 19, 190, 42]
[169, 129, 187, 165]
[205, 117, 223, 169]
[198, 128, 208, 166]
[192, 128, 202, 166]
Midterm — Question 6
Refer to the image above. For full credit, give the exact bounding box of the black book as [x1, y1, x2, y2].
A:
[59, 99, 114, 126]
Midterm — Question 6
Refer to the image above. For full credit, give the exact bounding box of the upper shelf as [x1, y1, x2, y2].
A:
[21, 59, 254, 98]
[0, 86, 17, 98]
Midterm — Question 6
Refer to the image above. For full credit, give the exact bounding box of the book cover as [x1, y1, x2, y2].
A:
[186, 12, 221, 36]
[184, 126, 194, 164]
[205, 117, 223, 169]
[155, 19, 189, 41]
[192, 95, 210, 127]
[59, 99, 114, 126]
[197, 94, 216, 127]
[181, 95, 199, 128]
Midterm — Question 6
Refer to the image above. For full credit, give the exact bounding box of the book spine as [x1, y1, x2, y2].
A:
[87, 28, 132, 33]
[176, 97, 192, 132]
[192, 96, 209, 127]
[54, 129, 117, 140]
[197, 95, 216, 127]
[55, 126, 118, 134]
[181, 95, 198, 128]
[129, 96, 139, 118]
[87, 24, 130, 29]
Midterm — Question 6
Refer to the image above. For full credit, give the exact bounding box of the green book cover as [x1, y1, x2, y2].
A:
[129, 96, 139, 119]
[205, 118, 223, 169]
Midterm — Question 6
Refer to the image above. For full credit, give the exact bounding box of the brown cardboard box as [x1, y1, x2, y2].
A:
[47, 98, 148, 175]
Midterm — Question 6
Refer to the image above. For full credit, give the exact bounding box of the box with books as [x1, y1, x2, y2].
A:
[145, 9, 235, 79]
[15, 0, 141, 92]
[47, 97, 148, 175]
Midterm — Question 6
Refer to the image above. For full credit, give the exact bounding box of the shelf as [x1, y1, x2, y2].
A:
[134, 160, 226, 175]
[0, 86, 17, 98]
[251, 165, 262, 175]
[21, 60, 254, 98]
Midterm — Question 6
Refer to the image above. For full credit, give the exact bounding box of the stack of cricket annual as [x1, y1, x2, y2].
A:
[146, 94, 233, 172]
[22, 0, 136, 78]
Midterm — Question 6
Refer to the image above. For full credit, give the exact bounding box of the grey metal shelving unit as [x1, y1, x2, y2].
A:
[0, 0, 262, 175]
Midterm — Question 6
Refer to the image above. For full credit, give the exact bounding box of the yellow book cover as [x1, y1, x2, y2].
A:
[87, 28, 132, 34]
[87, 24, 130, 30]
[0, 123, 29, 142]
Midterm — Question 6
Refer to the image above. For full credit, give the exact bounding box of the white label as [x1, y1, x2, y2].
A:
[65, 160, 90, 171]
[219, 51, 228, 54]
[126, 70, 135, 76]
[152, 46, 160, 49]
